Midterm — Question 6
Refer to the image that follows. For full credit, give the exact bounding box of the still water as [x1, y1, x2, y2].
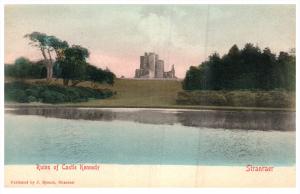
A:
[5, 108, 295, 166]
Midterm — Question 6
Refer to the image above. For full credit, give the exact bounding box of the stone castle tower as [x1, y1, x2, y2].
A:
[135, 52, 176, 79]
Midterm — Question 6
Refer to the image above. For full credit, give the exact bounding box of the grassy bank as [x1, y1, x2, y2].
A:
[73, 78, 183, 107]
[4, 78, 295, 111]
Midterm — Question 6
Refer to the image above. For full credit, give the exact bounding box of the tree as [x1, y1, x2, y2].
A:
[5, 57, 47, 79]
[14, 57, 32, 79]
[59, 45, 89, 86]
[182, 66, 203, 90]
[182, 43, 296, 91]
[103, 69, 116, 86]
[23, 32, 116, 87]
[24, 32, 69, 81]
[228, 44, 240, 57]
[220, 45, 241, 89]
[30, 60, 47, 79]
[278, 51, 295, 91]
[86, 64, 116, 87]
[259, 48, 277, 90]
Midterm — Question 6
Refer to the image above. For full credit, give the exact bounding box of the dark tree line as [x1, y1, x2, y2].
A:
[183, 43, 295, 91]
[5, 57, 115, 86]
[6, 31, 115, 86]
[5, 58, 46, 79]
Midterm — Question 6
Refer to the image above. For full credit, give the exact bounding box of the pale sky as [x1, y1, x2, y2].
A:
[5, 4, 295, 78]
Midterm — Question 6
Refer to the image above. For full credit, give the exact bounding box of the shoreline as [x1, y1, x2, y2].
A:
[5, 164, 296, 187]
[4, 103, 296, 112]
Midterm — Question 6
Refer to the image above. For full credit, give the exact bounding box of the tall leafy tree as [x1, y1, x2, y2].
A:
[59, 45, 89, 86]
[24, 32, 69, 81]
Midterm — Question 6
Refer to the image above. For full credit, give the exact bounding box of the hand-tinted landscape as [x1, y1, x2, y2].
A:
[4, 4, 296, 187]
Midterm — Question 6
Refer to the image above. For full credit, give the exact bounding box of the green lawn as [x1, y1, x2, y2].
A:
[76, 79, 183, 107]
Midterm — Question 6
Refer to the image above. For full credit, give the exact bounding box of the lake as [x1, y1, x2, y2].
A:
[5, 107, 295, 166]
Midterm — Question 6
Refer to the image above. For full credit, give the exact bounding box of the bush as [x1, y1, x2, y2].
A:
[27, 96, 37, 102]
[25, 88, 40, 97]
[177, 91, 227, 106]
[13, 90, 29, 103]
[255, 92, 272, 107]
[64, 88, 84, 102]
[176, 90, 295, 108]
[225, 91, 257, 107]
[40, 90, 64, 103]
[5, 82, 30, 102]
[5, 81, 115, 104]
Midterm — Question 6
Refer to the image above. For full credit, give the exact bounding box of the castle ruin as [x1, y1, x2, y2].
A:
[135, 52, 176, 79]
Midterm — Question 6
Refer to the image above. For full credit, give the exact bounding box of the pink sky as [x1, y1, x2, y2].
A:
[5, 5, 296, 78]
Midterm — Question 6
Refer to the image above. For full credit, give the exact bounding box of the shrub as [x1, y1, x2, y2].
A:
[25, 88, 40, 97]
[39, 90, 62, 103]
[270, 92, 291, 108]
[5, 81, 115, 104]
[27, 96, 37, 102]
[225, 91, 257, 107]
[64, 87, 84, 102]
[177, 91, 227, 106]
[15, 90, 29, 103]
[176, 90, 295, 108]
[255, 92, 272, 107]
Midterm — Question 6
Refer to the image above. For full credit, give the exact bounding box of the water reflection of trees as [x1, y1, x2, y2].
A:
[6, 108, 117, 121]
[6, 108, 295, 131]
[176, 111, 295, 131]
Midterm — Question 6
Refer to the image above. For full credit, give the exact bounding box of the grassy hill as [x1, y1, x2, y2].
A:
[77, 79, 183, 107]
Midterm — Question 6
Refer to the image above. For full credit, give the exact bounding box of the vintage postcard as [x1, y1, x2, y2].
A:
[2, 2, 297, 189]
